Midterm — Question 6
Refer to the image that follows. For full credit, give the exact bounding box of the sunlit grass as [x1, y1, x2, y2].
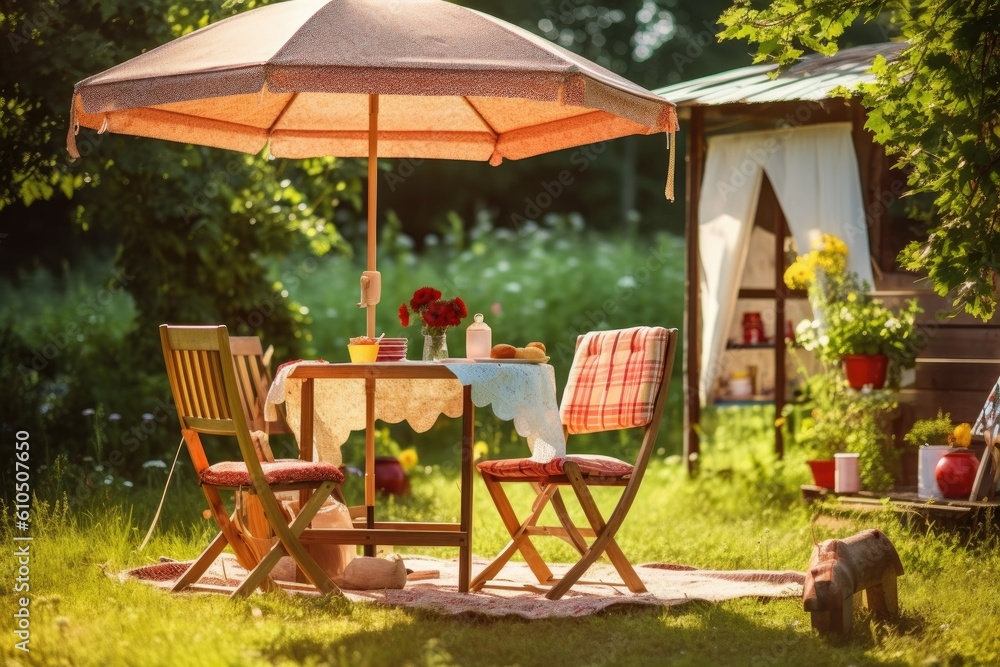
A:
[3, 417, 1000, 666]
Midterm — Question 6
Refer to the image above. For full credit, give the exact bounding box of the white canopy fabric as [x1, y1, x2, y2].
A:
[698, 122, 873, 403]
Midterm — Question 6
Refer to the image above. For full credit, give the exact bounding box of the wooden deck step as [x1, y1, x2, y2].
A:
[801, 485, 1000, 529]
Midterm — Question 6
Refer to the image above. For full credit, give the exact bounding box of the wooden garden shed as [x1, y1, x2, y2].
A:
[654, 43, 1000, 473]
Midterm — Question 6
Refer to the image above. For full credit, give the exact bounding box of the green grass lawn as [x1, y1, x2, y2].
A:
[3, 431, 1000, 667]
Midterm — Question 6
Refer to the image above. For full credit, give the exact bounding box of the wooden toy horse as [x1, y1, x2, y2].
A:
[802, 529, 904, 634]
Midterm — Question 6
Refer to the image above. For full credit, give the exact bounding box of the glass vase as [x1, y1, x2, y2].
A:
[422, 332, 448, 361]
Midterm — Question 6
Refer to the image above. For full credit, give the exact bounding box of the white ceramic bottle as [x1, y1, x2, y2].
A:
[466, 313, 492, 359]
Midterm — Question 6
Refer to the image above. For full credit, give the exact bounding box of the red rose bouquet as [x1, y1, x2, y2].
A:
[398, 286, 468, 337]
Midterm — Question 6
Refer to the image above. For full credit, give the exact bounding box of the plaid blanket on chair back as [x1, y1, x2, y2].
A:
[560, 326, 669, 435]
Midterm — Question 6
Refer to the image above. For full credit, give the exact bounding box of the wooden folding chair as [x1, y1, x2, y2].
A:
[160, 324, 344, 598]
[230, 335, 291, 436]
[471, 326, 677, 600]
[229, 335, 351, 567]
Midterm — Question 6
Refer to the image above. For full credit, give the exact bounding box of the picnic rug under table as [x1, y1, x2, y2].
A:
[121, 554, 805, 619]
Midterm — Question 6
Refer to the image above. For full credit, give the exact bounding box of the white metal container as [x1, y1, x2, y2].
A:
[834, 452, 860, 493]
[918, 445, 949, 500]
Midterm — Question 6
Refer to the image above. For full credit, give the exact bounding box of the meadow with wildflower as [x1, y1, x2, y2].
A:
[4, 413, 1000, 667]
[5, 220, 1000, 666]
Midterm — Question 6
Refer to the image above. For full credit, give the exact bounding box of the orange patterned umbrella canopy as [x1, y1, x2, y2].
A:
[68, 0, 678, 334]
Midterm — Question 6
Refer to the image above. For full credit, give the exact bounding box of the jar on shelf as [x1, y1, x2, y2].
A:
[742, 312, 765, 344]
[728, 371, 753, 398]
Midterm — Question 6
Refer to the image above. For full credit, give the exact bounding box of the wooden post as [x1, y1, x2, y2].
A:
[299, 378, 315, 512]
[366, 94, 379, 338]
[459, 385, 474, 592]
[684, 106, 705, 477]
[773, 207, 786, 460]
[364, 374, 376, 557]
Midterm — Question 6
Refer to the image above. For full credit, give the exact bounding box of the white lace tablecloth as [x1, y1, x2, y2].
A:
[265, 361, 565, 466]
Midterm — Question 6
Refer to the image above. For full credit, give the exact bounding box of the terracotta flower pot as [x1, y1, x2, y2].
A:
[934, 449, 979, 499]
[842, 354, 888, 389]
[374, 456, 411, 496]
[807, 459, 836, 489]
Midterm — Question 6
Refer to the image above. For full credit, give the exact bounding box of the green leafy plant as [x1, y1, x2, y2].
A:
[790, 350, 899, 489]
[786, 233, 924, 388]
[719, 1, 1000, 321]
[904, 410, 955, 448]
[792, 367, 848, 460]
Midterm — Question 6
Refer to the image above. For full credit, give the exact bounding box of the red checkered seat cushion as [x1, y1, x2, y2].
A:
[560, 327, 669, 434]
[477, 454, 633, 480]
[199, 459, 344, 487]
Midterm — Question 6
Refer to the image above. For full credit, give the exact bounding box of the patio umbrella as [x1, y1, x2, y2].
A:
[68, 0, 678, 336]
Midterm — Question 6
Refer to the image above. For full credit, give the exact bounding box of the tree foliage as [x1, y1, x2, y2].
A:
[719, 0, 1000, 320]
[1, 0, 361, 361]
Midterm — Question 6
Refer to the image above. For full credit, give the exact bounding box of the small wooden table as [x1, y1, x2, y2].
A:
[288, 362, 476, 590]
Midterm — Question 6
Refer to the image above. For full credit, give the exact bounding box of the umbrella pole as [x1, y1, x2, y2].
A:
[365, 94, 379, 552]
[365, 94, 379, 338]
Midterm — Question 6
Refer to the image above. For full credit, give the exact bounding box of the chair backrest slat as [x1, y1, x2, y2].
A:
[229, 335, 290, 434]
[160, 326, 240, 434]
[229, 335, 286, 433]
[208, 353, 232, 419]
[233, 354, 256, 419]
[180, 350, 201, 418]
[190, 350, 211, 418]
[164, 348, 189, 418]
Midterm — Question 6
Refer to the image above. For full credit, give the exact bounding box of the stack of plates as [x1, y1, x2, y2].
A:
[376, 337, 408, 362]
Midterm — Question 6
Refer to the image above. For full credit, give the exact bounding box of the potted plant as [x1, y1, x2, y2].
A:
[793, 367, 848, 489]
[903, 410, 954, 491]
[935, 421, 978, 499]
[785, 234, 924, 389]
[904, 411, 954, 449]
[792, 357, 899, 491]
[373, 426, 419, 496]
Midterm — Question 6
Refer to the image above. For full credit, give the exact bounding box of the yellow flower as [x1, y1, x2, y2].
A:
[804, 233, 848, 276]
[397, 447, 419, 471]
[820, 233, 848, 257]
[816, 250, 846, 276]
[473, 440, 490, 462]
[948, 423, 972, 448]
[783, 260, 814, 290]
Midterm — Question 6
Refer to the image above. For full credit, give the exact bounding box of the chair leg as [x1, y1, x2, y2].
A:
[234, 481, 341, 598]
[546, 464, 645, 600]
[470, 476, 556, 591]
[202, 486, 260, 572]
[173, 530, 230, 592]
[175, 512, 281, 594]
[547, 487, 589, 556]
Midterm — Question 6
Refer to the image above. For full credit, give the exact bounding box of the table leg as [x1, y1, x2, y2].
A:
[298, 378, 316, 584]
[459, 385, 474, 593]
[299, 378, 315, 511]
[300, 378, 315, 461]
[365, 375, 376, 557]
